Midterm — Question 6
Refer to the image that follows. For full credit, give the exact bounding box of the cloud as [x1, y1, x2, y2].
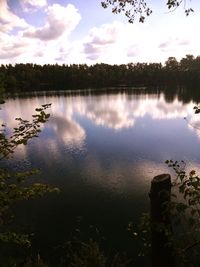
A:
[0, 50, 22, 59]
[0, 32, 30, 61]
[20, 0, 47, 12]
[178, 40, 190, 46]
[84, 43, 102, 60]
[23, 3, 81, 41]
[0, 0, 198, 65]
[87, 23, 119, 45]
[84, 43, 101, 54]
[0, 0, 29, 32]
[158, 37, 190, 52]
[83, 21, 123, 61]
[21, 0, 47, 9]
[34, 50, 44, 57]
[158, 42, 168, 49]
[127, 45, 139, 57]
[83, 21, 139, 63]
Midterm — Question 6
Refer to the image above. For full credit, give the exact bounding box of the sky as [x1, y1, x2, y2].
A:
[0, 0, 200, 65]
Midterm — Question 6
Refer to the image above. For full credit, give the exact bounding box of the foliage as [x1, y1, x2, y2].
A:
[63, 239, 132, 267]
[22, 254, 48, 267]
[166, 160, 200, 242]
[2, 55, 200, 92]
[127, 213, 151, 258]
[129, 159, 200, 266]
[0, 103, 59, 247]
[66, 239, 106, 267]
[0, 73, 5, 105]
[101, 0, 152, 23]
[2, 254, 48, 267]
[0, 104, 51, 159]
[193, 105, 200, 114]
[101, 0, 194, 23]
[165, 160, 200, 266]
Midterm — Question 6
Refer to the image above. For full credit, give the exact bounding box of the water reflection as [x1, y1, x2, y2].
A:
[50, 116, 85, 149]
[3, 89, 200, 262]
[59, 93, 195, 128]
[3, 91, 199, 131]
[3, 89, 200, 178]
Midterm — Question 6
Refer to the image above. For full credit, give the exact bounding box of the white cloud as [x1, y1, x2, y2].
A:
[21, 0, 47, 9]
[82, 21, 140, 63]
[0, 2, 82, 64]
[0, 37, 29, 59]
[0, 0, 199, 65]
[0, 0, 29, 33]
[0, 28, 48, 64]
[0, 31, 31, 64]
[158, 37, 190, 53]
[54, 21, 144, 64]
[127, 45, 139, 57]
[86, 22, 119, 45]
[23, 3, 81, 41]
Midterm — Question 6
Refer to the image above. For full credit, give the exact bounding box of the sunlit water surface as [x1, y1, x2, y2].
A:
[2, 89, 200, 262]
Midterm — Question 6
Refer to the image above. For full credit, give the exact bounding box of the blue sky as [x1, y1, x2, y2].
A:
[0, 0, 200, 65]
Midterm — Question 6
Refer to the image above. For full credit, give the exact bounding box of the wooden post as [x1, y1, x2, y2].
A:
[149, 174, 174, 267]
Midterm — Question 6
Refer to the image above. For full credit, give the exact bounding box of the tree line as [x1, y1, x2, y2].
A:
[0, 55, 200, 92]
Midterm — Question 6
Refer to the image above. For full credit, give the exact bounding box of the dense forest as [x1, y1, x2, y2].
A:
[0, 55, 200, 92]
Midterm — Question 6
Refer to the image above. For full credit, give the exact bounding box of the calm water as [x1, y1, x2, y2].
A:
[2, 89, 200, 263]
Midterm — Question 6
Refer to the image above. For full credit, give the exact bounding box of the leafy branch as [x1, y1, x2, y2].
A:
[0, 103, 60, 247]
[101, 0, 193, 23]
[166, 0, 194, 16]
[101, 0, 152, 23]
[0, 104, 51, 160]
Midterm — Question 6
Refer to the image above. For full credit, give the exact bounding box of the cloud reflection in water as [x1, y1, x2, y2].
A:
[2, 91, 200, 189]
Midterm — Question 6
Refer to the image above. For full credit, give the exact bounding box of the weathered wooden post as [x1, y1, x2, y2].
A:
[149, 174, 174, 267]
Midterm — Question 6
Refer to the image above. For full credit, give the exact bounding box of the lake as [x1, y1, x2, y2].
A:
[2, 88, 200, 264]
